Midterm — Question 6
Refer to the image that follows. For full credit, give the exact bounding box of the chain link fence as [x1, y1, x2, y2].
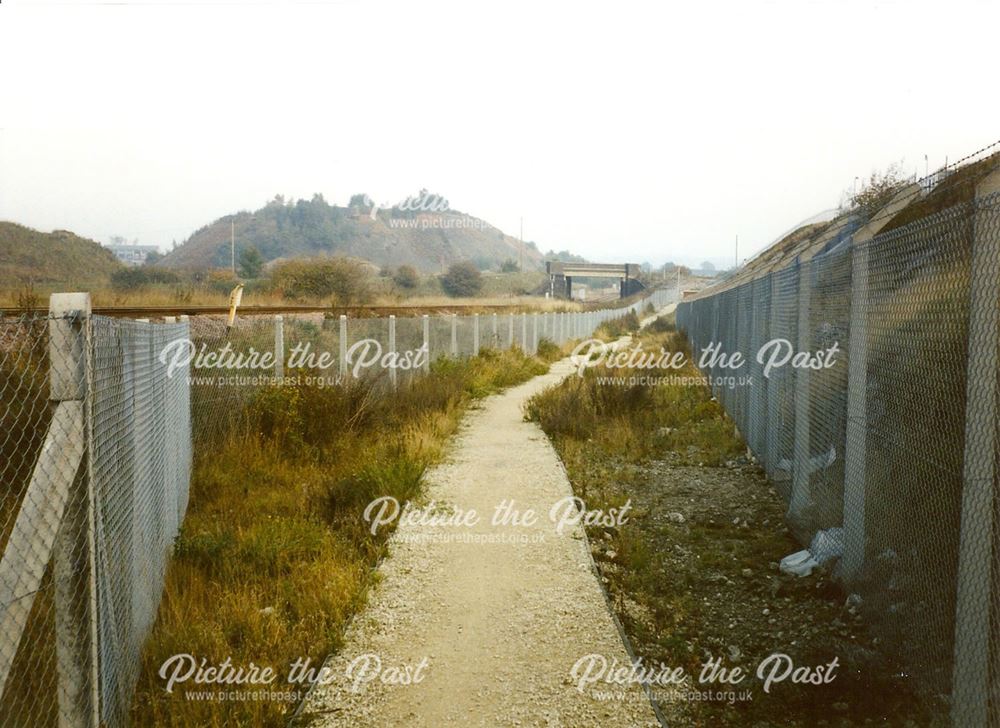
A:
[677, 176, 1000, 724]
[0, 303, 191, 728]
[0, 287, 673, 727]
[188, 291, 674, 440]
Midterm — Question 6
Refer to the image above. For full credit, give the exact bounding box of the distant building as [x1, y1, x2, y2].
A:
[107, 244, 160, 266]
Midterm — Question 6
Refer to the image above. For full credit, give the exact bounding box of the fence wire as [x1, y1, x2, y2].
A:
[677, 191, 1000, 723]
[0, 287, 673, 727]
[0, 313, 191, 728]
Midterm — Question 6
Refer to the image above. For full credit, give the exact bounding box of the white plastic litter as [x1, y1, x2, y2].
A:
[810, 527, 845, 564]
[779, 549, 819, 577]
[779, 527, 845, 578]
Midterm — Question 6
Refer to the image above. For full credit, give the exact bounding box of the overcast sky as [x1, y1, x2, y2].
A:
[1, 0, 997, 267]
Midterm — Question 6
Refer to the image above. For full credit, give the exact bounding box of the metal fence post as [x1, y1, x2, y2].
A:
[274, 315, 284, 380]
[49, 292, 99, 728]
[339, 315, 348, 380]
[473, 314, 479, 356]
[951, 172, 1000, 727]
[388, 315, 397, 389]
[422, 315, 430, 374]
[450, 314, 458, 357]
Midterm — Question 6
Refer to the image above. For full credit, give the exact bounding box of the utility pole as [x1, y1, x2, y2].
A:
[231, 220, 236, 275]
[519, 217, 523, 272]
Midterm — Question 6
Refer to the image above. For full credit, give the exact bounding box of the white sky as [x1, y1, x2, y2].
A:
[1, 0, 998, 268]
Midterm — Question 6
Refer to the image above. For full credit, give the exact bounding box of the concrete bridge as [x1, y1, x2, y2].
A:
[545, 261, 644, 299]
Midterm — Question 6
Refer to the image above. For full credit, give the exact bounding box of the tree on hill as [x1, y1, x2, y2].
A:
[500, 259, 519, 273]
[441, 261, 482, 297]
[238, 246, 264, 278]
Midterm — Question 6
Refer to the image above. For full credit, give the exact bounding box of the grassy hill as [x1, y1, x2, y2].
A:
[0, 222, 121, 288]
[159, 194, 545, 273]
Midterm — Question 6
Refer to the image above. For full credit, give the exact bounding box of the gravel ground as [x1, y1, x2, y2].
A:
[295, 321, 666, 728]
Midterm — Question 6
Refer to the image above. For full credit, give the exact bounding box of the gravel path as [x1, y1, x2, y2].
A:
[296, 313, 672, 727]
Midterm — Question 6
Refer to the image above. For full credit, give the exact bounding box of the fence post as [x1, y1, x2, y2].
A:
[473, 314, 479, 356]
[388, 315, 397, 389]
[508, 313, 514, 348]
[274, 315, 284, 380]
[521, 312, 527, 350]
[50, 292, 100, 728]
[532, 312, 538, 354]
[422, 315, 430, 374]
[492, 313, 498, 347]
[951, 172, 1000, 727]
[789, 261, 813, 537]
[450, 314, 458, 357]
[339, 315, 348, 380]
[841, 184, 919, 580]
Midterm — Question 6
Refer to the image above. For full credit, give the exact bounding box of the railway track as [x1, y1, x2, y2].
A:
[0, 302, 580, 318]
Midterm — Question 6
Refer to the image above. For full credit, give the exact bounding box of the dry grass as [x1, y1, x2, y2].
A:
[526, 316, 936, 726]
[131, 345, 563, 727]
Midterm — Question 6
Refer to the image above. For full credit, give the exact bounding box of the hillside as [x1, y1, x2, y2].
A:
[0, 222, 121, 286]
[160, 194, 545, 273]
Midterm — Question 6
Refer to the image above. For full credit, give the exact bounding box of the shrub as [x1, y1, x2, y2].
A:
[269, 257, 374, 304]
[110, 266, 179, 291]
[392, 265, 420, 289]
[441, 261, 483, 297]
[596, 310, 641, 339]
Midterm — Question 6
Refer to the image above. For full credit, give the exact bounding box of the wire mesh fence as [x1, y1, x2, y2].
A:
[0, 306, 191, 728]
[676, 186, 1000, 724]
[0, 286, 674, 727]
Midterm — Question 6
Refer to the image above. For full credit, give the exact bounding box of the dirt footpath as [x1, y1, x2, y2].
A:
[296, 318, 668, 727]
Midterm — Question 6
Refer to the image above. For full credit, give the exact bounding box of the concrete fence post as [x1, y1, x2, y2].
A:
[508, 313, 514, 349]
[841, 184, 919, 581]
[951, 171, 1000, 727]
[274, 315, 284, 380]
[789, 261, 813, 537]
[764, 275, 782, 471]
[521, 312, 527, 350]
[473, 314, 479, 356]
[450, 314, 458, 357]
[492, 312, 498, 347]
[48, 293, 98, 728]
[422, 315, 430, 374]
[388, 315, 397, 389]
[339, 315, 348, 380]
[532, 313, 538, 354]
